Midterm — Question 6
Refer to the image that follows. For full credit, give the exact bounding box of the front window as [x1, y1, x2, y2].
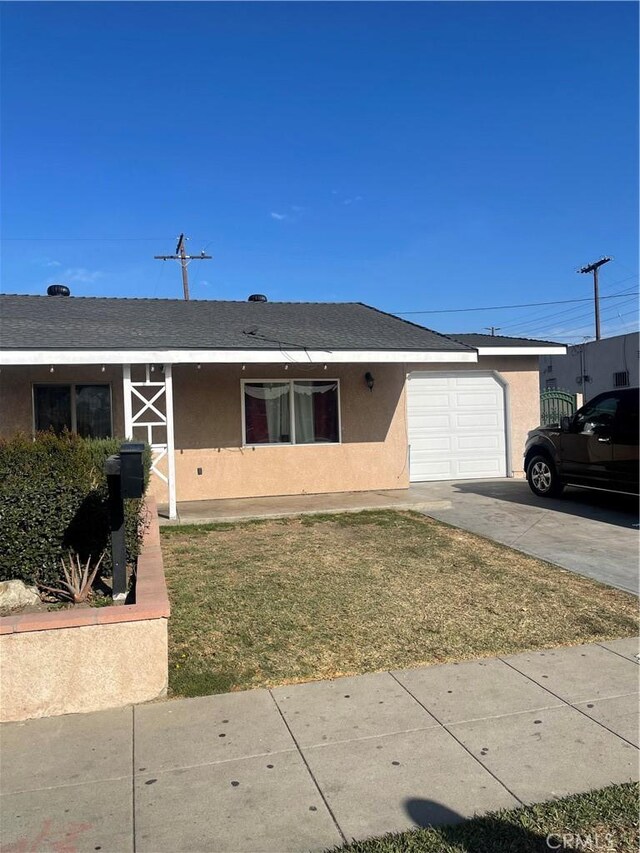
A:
[34, 384, 112, 438]
[244, 382, 291, 444]
[243, 380, 339, 445]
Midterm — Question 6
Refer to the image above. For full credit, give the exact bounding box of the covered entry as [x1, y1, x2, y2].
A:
[407, 371, 508, 481]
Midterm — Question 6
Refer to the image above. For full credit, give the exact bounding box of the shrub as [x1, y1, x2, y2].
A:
[0, 432, 152, 586]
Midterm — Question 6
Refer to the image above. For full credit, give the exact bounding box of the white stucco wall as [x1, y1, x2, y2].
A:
[540, 332, 639, 402]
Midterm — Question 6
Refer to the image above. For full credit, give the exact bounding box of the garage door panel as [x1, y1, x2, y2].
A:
[413, 376, 449, 387]
[458, 458, 504, 475]
[410, 459, 453, 478]
[455, 414, 502, 431]
[408, 372, 507, 483]
[455, 393, 501, 410]
[419, 436, 452, 452]
[413, 414, 452, 430]
[410, 394, 450, 409]
[457, 435, 501, 451]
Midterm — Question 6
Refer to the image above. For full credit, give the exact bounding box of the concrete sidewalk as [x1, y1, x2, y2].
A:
[1, 639, 638, 853]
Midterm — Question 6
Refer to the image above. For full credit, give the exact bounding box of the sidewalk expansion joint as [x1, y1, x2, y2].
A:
[268, 689, 347, 846]
[0, 774, 133, 797]
[594, 641, 640, 665]
[508, 513, 545, 546]
[427, 702, 567, 727]
[498, 658, 640, 751]
[298, 723, 442, 751]
[388, 671, 526, 808]
[130, 747, 299, 777]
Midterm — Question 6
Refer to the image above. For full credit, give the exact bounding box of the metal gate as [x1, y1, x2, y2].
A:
[540, 389, 577, 426]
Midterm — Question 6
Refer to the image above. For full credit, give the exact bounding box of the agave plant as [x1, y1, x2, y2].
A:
[39, 551, 106, 604]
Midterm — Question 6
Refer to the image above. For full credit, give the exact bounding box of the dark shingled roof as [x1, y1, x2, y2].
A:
[0, 295, 473, 352]
[446, 332, 564, 347]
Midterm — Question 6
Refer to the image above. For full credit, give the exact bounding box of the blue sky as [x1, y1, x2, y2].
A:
[1, 1, 638, 341]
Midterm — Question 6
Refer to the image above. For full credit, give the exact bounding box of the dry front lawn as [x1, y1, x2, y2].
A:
[160, 510, 637, 698]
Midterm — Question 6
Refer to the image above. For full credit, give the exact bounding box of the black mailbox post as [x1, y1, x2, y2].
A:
[120, 442, 145, 499]
[105, 442, 145, 603]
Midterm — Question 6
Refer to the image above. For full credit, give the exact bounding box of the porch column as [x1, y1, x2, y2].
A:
[122, 364, 133, 438]
[164, 364, 177, 520]
[121, 362, 177, 520]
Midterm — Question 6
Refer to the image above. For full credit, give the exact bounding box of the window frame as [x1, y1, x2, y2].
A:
[572, 392, 620, 435]
[32, 381, 114, 438]
[241, 378, 342, 447]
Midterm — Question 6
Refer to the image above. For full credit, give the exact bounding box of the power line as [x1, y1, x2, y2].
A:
[540, 301, 639, 340]
[494, 282, 638, 332]
[497, 279, 638, 333]
[394, 287, 638, 316]
[551, 312, 638, 341]
[507, 296, 638, 339]
[2, 236, 177, 242]
[499, 286, 638, 335]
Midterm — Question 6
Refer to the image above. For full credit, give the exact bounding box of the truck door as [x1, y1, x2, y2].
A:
[560, 392, 618, 486]
[611, 390, 639, 493]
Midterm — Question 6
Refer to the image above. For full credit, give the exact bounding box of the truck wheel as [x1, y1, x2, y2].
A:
[527, 455, 564, 497]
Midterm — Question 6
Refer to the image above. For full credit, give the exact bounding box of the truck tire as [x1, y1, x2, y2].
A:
[526, 454, 564, 498]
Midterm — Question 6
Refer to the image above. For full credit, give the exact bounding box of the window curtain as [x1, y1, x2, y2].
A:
[244, 383, 291, 443]
[294, 382, 338, 443]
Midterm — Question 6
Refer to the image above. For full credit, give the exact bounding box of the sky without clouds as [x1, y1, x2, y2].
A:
[1, 1, 638, 342]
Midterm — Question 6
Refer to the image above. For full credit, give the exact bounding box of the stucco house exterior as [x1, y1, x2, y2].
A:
[0, 293, 566, 518]
[539, 332, 639, 402]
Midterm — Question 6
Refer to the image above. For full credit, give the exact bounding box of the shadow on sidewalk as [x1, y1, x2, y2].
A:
[404, 798, 552, 852]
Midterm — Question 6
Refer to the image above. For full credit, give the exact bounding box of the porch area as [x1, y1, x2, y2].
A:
[159, 485, 451, 524]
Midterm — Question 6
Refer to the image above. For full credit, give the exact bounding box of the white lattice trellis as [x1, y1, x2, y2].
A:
[123, 364, 176, 518]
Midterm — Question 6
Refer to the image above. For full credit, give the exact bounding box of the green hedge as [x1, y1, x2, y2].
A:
[0, 432, 152, 586]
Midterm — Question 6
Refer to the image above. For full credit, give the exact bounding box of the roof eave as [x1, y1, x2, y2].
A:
[0, 348, 479, 366]
[475, 346, 568, 356]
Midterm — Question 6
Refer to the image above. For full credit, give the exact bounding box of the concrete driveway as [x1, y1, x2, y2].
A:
[412, 479, 639, 596]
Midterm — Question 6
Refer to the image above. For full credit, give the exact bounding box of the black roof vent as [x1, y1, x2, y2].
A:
[47, 284, 71, 297]
[248, 294, 267, 302]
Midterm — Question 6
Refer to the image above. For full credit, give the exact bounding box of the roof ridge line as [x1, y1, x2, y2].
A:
[0, 293, 363, 305]
[356, 302, 476, 351]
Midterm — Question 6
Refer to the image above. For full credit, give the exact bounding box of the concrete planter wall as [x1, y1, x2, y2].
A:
[0, 497, 169, 722]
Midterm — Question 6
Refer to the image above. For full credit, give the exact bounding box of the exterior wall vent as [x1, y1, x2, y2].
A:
[613, 370, 630, 388]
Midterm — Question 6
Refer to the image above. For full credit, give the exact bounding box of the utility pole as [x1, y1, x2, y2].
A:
[484, 326, 501, 336]
[577, 256, 611, 341]
[154, 234, 212, 301]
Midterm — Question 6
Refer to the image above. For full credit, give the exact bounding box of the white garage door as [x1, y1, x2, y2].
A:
[408, 372, 507, 482]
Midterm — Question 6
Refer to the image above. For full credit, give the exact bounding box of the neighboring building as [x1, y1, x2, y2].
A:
[540, 332, 639, 401]
[0, 293, 566, 517]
